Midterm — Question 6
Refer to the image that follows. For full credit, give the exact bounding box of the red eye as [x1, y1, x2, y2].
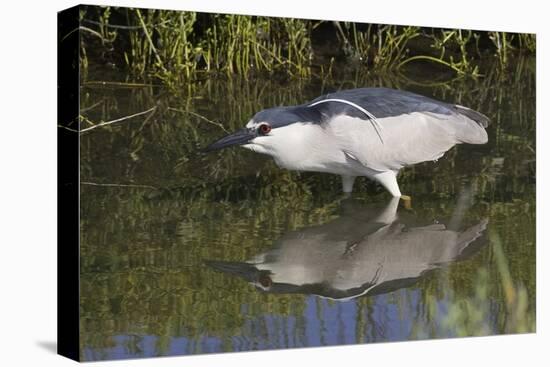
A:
[258, 123, 271, 135]
[259, 273, 272, 288]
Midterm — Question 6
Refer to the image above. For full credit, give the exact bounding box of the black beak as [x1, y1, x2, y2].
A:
[204, 260, 260, 283]
[204, 128, 255, 152]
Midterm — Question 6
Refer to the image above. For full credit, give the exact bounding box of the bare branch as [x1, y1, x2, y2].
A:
[80, 106, 157, 133]
[81, 181, 157, 189]
[168, 107, 229, 133]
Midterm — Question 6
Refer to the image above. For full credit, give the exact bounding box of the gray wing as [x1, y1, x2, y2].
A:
[352, 218, 488, 284]
[310, 88, 489, 171]
[309, 88, 490, 126]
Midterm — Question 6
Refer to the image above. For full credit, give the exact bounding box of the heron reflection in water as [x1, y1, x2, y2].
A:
[206, 191, 488, 301]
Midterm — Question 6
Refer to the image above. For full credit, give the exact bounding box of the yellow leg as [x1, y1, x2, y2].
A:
[400, 195, 412, 210]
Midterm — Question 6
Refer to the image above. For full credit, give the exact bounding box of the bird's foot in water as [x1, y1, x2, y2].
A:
[400, 195, 412, 210]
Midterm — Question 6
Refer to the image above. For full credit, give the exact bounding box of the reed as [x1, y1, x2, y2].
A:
[489, 32, 536, 71]
[78, 6, 535, 85]
[204, 15, 312, 77]
[338, 22, 421, 70]
[433, 230, 535, 337]
[398, 29, 482, 77]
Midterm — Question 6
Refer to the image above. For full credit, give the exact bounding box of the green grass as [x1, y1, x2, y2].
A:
[77, 6, 536, 86]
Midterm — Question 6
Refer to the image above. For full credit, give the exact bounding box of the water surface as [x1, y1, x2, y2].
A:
[79, 57, 536, 361]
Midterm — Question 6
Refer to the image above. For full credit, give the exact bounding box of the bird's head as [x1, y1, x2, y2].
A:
[204, 260, 275, 291]
[204, 106, 322, 157]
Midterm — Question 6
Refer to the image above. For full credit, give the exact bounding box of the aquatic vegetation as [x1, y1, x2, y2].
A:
[204, 15, 312, 77]
[430, 231, 534, 337]
[79, 6, 313, 86]
[488, 31, 537, 71]
[77, 6, 535, 84]
[398, 29, 482, 77]
[337, 23, 421, 70]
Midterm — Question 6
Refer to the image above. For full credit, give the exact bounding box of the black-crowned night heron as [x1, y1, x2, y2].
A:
[206, 196, 488, 301]
[206, 87, 489, 197]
